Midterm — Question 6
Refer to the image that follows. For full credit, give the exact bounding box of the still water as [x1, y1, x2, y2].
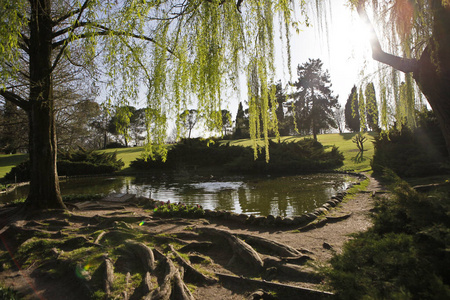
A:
[0, 173, 358, 217]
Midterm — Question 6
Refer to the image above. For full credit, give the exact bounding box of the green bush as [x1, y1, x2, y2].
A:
[372, 111, 449, 177]
[131, 138, 344, 174]
[326, 178, 450, 299]
[3, 149, 124, 182]
[152, 200, 205, 218]
[0, 285, 21, 300]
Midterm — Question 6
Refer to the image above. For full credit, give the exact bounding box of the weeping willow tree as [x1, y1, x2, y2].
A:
[354, 0, 450, 155]
[0, 0, 302, 210]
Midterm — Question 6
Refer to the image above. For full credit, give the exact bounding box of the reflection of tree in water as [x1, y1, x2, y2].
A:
[238, 179, 292, 217]
[214, 189, 237, 212]
[10, 174, 359, 217]
[61, 177, 125, 195]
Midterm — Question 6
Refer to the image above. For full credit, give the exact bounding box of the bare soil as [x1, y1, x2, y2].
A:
[0, 173, 386, 300]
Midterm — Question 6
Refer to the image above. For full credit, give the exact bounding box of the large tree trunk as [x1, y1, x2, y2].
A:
[357, 2, 450, 156]
[412, 4, 450, 156]
[25, 0, 65, 210]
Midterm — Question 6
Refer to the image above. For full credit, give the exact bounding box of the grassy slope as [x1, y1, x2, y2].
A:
[227, 132, 376, 172]
[0, 132, 376, 178]
[0, 153, 28, 179]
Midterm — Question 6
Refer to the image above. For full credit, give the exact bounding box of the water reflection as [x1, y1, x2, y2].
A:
[0, 173, 358, 217]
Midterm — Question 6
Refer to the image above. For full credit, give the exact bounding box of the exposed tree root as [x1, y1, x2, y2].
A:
[263, 257, 323, 284]
[197, 227, 264, 271]
[104, 257, 115, 296]
[237, 233, 303, 258]
[149, 248, 195, 300]
[125, 240, 156, 272]
[168, 244, 217, 285]
[216, 272, 334, 299]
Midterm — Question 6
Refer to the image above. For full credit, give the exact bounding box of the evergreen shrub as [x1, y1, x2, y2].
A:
[326, 177, 450, 299]
[372, 110, 449, 177]
[131, 138, 344, 174]
[3, 149, 124, 182]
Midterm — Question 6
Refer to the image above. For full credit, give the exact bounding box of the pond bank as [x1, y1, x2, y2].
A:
[0, 173, 386, 299]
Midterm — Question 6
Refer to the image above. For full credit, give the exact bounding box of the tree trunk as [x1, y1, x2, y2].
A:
[25, 0, 65, 210]
[412, 4, 450, 156]
[357, 2, 450, 156]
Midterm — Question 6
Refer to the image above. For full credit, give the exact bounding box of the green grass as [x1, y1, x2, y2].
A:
[227, 132, 376, 172]
[0, 153, 28, 179]
[101, 146, 146, 171]
[0, 133, 376, 179]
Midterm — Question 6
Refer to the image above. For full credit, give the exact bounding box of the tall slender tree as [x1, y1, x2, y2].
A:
[345, 86, 360, 133]
[364, 82, 379, 131]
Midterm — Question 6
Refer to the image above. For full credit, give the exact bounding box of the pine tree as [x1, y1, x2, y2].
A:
[365, 82, 379, 131]
[291, 59, 339, 141]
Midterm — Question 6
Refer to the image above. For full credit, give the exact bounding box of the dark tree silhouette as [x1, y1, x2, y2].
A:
[344, 86, 360, 133]
[291, 59, 339, 140]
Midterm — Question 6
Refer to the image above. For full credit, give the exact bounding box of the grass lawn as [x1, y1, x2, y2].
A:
[227, 132, 376, 172]
[0, 153, 28, 179]
[0, 132, 376, 179]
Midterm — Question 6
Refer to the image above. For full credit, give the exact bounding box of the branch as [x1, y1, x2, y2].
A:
[0, 90, 30, 111]
[356, 3, 419, 74]
[51, 0, 92, 73]
[53, 26, 175, 56]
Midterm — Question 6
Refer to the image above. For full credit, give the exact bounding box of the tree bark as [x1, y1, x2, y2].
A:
[412, 3, 450, 156]
[25, 0, 65, 210]
[357, 2, 450, 156]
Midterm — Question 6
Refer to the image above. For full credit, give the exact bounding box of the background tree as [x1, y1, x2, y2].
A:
[221, 110, 232, 137]
[108, 106, 137, 147]
[291, 59, 339, 141]
[364, 82, 379, 131]
[333, 106, 345, 134]
[345, 86, 360, 133]
[233, 102, 249, 139]
[359, 87, 367, 132]
[56, 97, 100, 150]
[0, 101, 28, 153]
[179, 109, 199, 139]
[356, 1, 450, 155]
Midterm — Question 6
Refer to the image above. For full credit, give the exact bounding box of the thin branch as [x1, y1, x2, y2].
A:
[51, 0, 92, 74]
[356, 3, 419, 74]
[0, 90, 30, 111]
[53, 26, 175, 56]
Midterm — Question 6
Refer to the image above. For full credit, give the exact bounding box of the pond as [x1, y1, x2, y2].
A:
[0, 173, 359, 217]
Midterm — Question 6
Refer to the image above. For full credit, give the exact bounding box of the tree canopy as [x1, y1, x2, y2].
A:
[0, 0, 299, 209]
[290, 58, 339, 140]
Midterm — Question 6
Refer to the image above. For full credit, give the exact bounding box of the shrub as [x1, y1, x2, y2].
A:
[372, 110, 449, 177]
[3, 149, 124, 182]
[131, 138, 344, 175]
[152, 200, 205, 218]
[326, 178, 450, 299]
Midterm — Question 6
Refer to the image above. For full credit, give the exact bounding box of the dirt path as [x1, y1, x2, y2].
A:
[0, 173, 387, 299]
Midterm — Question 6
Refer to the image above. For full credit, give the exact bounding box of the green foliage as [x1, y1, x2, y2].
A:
[371, 110, 449, 177]
[153, 201, 205, 218]
[131, 138, 344, 174]
[344, 86, 360, 133]
[364, 82, 379, 131]
[0, 285, 20, 300]
[327, 177, 450, 299]
[3, 149, 124, 182]
[290, 59, 339, 139]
